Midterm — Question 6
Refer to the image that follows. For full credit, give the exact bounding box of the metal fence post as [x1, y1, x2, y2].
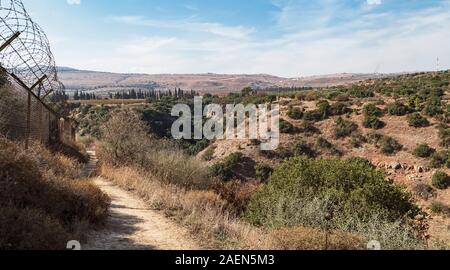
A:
[25, 91, 31, 149]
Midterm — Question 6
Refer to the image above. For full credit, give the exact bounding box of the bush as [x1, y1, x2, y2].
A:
[210, 152, 244, 181]
[363, 104, 383, 117]
[331, 102, 351, 116]
[432, 171, 450, 190]
[387, 102, 410, 116]
[423, 98, 443, 117]
[351, 133, 367, 148]
[408, 113, 430, 128]
[301, 121, 320, 135]
[334, 117, 358, 138]
[292, 140, 316, 158]
[316, 137, 342, 156]
[414, 144, 435, 158]
[287, 107, 303, 120]
[214, 180, 259, 216]
[99, 110, 210, 188]
[363, 116, 385, 129]
[430, 202, 450, 216]
[279, 119, 295, 133]
[245, 157, 420, 248]
[255, 163, 273, 182]
[430, 151, 450, 168]
[379, 137, 403, 155]
[438, 124, 450, 147]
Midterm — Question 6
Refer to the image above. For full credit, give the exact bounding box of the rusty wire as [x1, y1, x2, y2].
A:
[0, 0, 63, 98]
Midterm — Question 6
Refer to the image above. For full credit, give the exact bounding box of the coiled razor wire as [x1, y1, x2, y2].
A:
[0, 0, 63, 98]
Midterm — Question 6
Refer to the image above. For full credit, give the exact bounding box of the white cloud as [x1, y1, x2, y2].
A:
[67, 0, 81, 5]
[367, 0, 382, 5]
[56, 1, 450, 77]
[111, 16, 255, 39]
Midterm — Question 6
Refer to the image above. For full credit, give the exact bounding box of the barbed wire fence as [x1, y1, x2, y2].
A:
[0, 0, 76, 148]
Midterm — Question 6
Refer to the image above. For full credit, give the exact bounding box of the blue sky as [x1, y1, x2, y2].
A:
[21, 0, 450, 77]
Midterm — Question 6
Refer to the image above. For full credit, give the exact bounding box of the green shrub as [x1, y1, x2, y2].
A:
[301, 121, 320, 135]
[334, 117, 358, 138]
[430, 201, 450, 216]
[387, 102, 410, 116]
[210, 152, 244, 181]
[437, 124, 450, 148]
[331, 102, 351, 116]
[366, 132, 402, 155]
[303, 110, 325, 122]
[363, 116, 385, 129]
[363, 104, 383, 117]
[287, 107, 303, 120]
[408, 113, 430, 128]
[414, 144, 435, 158]
[316, 137, 342, 156]
[255, 163, 273, 182]
[280, 119, 295, 133]
[423, 98, 443, 117]
[245, 157, 420, 247]
[432, 171, 450, 190]
[430, 151, 450, 168]
[379, 137, 403, 155]
[291, 140, 316, 158]
[351, 133, 367, 148]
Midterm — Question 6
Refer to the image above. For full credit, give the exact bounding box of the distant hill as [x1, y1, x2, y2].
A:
[57, 67, 389, 95]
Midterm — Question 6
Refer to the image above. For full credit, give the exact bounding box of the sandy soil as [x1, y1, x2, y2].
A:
[83, 152, 200, 250]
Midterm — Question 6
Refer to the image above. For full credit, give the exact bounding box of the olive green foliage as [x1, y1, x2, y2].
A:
[432, 171, 450, 190]
[255, 163, 273, 182]
[423, 98, 443, 117]
[387, 101, 410, 116]
[351, 133, 367, 148]
[430, 202, 450, 216]
[245, 157, 421, 249]
[408, 113, 430, 128]
[363, 104, 385, 129]
[279, 119, 295, 134]
[301, 121, 320, 135]
[316, 137, 342, 156]
[363, 116, 385, 129]
[367, 132, 402, 155]
[292, 140, 316, 158]
[334, 117, 358, 138]
[437, 124, 450, 148]
[430, 150, 450, 169]
[210, 152, 244, 181]
[363, 104, 383, 118]
[287, 107, 303, 120]
[414, 144, 435, 158]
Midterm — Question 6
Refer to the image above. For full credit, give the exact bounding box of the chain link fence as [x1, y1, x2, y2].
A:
[0, 67, 76, 147]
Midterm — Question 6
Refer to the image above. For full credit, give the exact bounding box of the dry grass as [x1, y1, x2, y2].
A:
[100, 164, 276, 250]
[271, 226, 364, 250]
[0, 137, 110, 250]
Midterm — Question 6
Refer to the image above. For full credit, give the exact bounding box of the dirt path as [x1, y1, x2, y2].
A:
[83, 151, 201, 250]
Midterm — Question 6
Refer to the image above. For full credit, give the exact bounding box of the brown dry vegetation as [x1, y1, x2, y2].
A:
[0, 137, 110, 250]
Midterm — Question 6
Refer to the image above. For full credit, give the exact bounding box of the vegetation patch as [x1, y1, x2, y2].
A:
[432, 171, 450, 190]
[408, 113, 430, 128]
